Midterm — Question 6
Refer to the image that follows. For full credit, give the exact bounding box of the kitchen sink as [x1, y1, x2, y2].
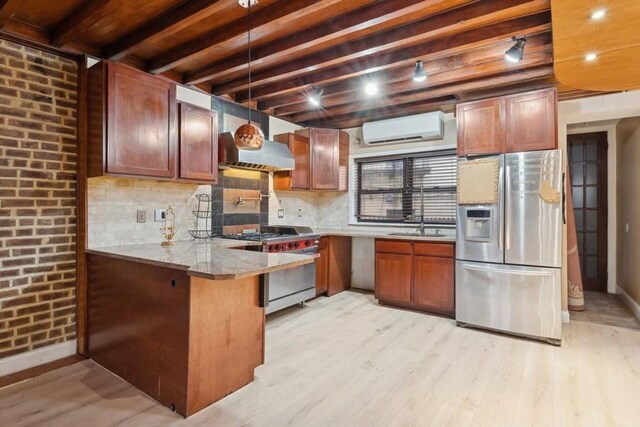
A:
[388, 232, 447, 238]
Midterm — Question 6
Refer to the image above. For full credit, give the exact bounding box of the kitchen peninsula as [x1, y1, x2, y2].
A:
[85, 239, 314, 417]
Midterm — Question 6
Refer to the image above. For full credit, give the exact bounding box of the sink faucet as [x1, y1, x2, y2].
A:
[417, 183, 426, 235]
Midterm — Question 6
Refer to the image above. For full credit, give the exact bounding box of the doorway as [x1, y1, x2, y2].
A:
[567, 132, 608, 292]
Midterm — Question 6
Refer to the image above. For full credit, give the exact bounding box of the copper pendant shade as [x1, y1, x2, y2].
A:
[234, 0, 264, 150]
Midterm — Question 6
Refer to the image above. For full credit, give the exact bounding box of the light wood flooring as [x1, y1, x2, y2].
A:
[570, 291, 640, 331]
[2, 291, 640, 426]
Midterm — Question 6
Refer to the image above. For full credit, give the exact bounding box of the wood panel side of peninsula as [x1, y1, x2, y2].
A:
[87, 254, 265, 417]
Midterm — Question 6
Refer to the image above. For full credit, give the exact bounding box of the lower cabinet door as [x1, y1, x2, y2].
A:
[315, 239, 329, 295]
[375, 252, 412, 303]
[413, 255, 454, 314]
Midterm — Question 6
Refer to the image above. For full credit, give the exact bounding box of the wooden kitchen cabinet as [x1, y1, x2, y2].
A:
[375, 239, 455, 317]
[504, 89, 557, 153]
[315, 235, 351, 296]
[456, 98, 504, 157]
[88, 61, 177, 179]
[413, 255, 454, 316]
[375, 252, 412, 304]
[273, 133, 311, 190]
[178, 103, 218, 183]
[274, 128, 349, 191]
[456, 88, 557, 156]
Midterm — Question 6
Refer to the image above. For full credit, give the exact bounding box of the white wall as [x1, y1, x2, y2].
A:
[567, 120, 618, 293]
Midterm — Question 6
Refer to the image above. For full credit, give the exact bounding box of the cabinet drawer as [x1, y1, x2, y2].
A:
[414, 242, 454, 258]
[375, 240, 412, 255]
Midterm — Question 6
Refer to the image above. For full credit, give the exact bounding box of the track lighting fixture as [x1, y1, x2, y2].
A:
[413, 60, 427, 82]
[505, 36, 527, 63]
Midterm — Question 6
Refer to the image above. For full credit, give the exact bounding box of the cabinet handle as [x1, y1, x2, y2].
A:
[170, 279, 177, 287]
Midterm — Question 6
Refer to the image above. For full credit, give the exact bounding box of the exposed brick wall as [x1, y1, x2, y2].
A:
[0, 39, 77, 358]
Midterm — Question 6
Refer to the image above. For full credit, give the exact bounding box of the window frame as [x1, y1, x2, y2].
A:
[353, 149, 457, 226]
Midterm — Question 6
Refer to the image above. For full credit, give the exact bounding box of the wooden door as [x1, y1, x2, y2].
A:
[375, 252, 412, 304]
[310, 128, 339, 190]
[413, 256, 454, 315]
[505, 88, 557, 153]
[457, 98, 504, 156]
[179, 103, 218, 183]
[568, 132, 608, 292]
[315, 237, 329, 295]
[106, 63, 177, 178]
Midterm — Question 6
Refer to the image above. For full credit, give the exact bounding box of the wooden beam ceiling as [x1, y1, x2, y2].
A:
[0, 0, 598, 127]
[103, 0, 225, 61]
[232, 11, 551, 102]
[146, 0, 344, 75]
[183, 0, 473, 86]
[49, 0, 114, 47]
[0, 0, 20, 29]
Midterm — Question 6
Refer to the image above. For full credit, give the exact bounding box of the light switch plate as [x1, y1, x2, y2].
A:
[278, 209, 285, 219]
[136, 210, 146, 223]
[154, 208, 166, 222]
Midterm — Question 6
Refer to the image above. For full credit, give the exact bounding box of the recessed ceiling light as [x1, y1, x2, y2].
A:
[585, 52, 598, 61]
[364, 82, 378, 96]
[590, 9, 606, 20]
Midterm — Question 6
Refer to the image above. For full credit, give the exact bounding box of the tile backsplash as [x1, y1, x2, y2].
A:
[88, 177, 209, 247]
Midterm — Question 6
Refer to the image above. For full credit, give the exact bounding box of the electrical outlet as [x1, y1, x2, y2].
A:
[278, 209, 285, 219]
[298, 208, 303, 217]
[154, 208, 166, 222]
[136, 210, 146, 223]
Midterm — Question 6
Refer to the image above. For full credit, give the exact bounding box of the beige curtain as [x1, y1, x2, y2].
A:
[566, 165, 585, 311]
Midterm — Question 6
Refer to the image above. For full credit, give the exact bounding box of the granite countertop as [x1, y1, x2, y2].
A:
[315, 228, 456, 243]
[86, 238, 314, 280]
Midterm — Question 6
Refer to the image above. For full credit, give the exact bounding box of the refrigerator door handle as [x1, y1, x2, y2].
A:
[562, 172, 566, 225]
[504, 164, 511, 251]
[462, 263, 556, 277]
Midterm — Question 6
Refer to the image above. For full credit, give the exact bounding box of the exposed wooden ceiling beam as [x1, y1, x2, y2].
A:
[103, 0, 225, 61]
[232, 11, 551, 103]
[183, 0, 473, 85]
[0, 0, 20, 28]
[212, 0, 546, 94]
[271, 34, 552, 114]
[147, 0, 342, 75]
[290, 65, 554, 124]
[50, 0, 114, 47]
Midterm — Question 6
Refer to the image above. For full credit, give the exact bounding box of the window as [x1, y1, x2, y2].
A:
[354, 150, 457, 225]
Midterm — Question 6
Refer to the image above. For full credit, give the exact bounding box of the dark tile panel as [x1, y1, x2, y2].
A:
[223, 213, 261, 226]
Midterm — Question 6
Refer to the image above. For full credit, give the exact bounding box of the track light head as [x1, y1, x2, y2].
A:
[413, 60, 427, 82]
[505, 36, 527, 63]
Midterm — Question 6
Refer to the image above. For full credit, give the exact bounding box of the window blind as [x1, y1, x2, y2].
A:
[355, 150, 457, 225]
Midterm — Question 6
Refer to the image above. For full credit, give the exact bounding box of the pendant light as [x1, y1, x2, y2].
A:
[234, 0, 264, 150]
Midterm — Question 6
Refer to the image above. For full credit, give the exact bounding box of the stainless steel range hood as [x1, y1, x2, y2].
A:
[218, 132, 295, 171]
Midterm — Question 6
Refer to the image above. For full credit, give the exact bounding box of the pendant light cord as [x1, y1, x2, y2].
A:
[247, 0, 252, 125]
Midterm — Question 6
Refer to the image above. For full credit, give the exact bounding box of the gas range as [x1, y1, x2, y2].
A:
[222, 225, 319, 253]
[221, 225, 319, 314]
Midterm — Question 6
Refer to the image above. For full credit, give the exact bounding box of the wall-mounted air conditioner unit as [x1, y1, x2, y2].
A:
[362, 112, 444, 146]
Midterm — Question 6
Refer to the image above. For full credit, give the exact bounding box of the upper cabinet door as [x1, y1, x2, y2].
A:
[457, 98, 504, 157]
[505, 88, 557, 153]
[310, 128, 339, 190]
[106, 63, 177, 178]
[289, 134, 311, 189]
[178, 103, 218, 183]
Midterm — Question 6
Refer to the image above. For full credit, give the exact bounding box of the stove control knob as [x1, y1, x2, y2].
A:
[282, 244, 288, 251]
[292, 242, 300, 248]
[273, 244, 281, 251]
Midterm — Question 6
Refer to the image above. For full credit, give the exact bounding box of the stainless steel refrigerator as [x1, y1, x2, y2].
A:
[455, 150, 563, 345]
